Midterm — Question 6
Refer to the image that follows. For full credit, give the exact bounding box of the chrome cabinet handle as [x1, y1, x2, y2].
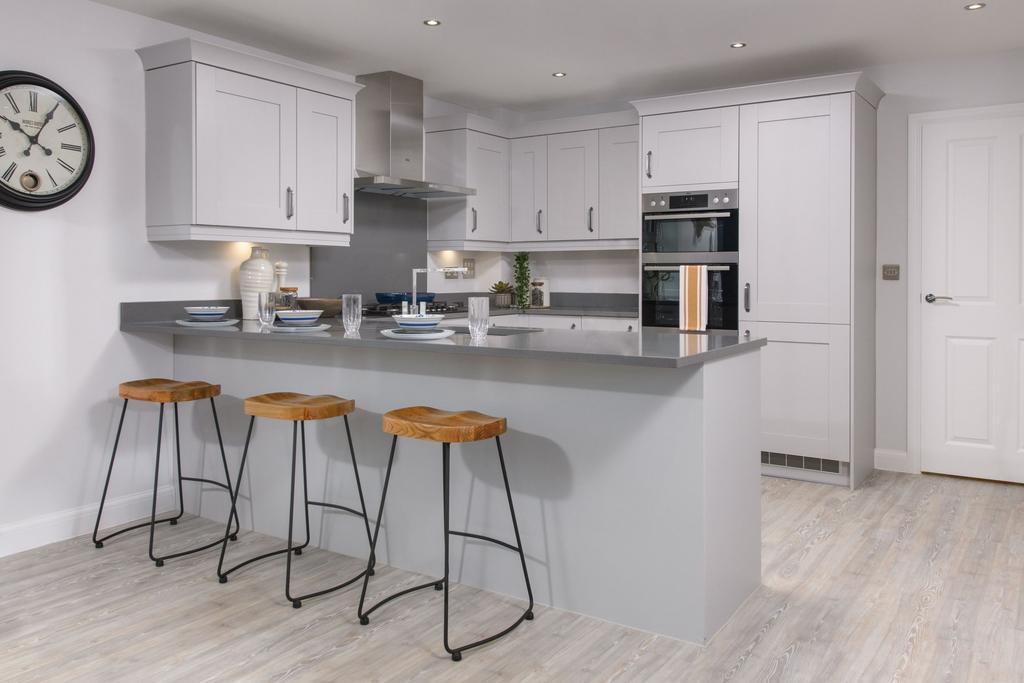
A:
[286, 187, 294, 219]
[471, 206, 478, 232]
[570, 323, 577, 330]
[744, 283, 751, 312]
[645, 151, 653, 179]
[536, 209, 543, 233]
[743, 329, 751, 338]
[925, 293, 953, 303]
[342, 192, 350, 224]
[587, 206, 594, 232]
[627, 324, 634, 332]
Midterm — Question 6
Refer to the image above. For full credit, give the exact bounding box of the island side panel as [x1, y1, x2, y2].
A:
[171, 335, 710, 641]
[700, 349, 763, 641]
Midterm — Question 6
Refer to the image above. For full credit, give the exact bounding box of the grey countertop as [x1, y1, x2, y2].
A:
[121, 302, 764, 369]
[478, 308, 638, 319]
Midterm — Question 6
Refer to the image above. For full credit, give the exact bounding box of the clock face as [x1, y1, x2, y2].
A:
[0, 72, 94, 210]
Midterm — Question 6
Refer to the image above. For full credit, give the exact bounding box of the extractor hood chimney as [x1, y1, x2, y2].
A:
[354, 71, 476, 199]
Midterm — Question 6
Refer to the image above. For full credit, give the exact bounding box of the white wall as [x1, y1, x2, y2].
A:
[863, 48, 1024, 461]
[0, 0, 349, 555]
[426, 250, 639, 295]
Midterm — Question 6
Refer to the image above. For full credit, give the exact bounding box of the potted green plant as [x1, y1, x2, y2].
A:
[490, 281, 514, 308]
[513, 252, 531, 310]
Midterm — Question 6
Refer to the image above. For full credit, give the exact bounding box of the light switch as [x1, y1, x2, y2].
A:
[882, 264, 900, 281]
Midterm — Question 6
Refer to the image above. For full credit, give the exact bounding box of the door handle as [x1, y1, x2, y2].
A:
[924, 293, 954, 303]
[471, 206, 478, 232]
[286, 187, 294, 219]
[645, 151, 653, 179]
[744, 283, 751, 312]
[536, 209, 543, 234]
[342, 192, 350, 224]
[587, 206, 594, 232]
[570, 323, 577, 330]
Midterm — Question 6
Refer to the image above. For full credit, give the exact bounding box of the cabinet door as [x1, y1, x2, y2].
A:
[509, 136, 548, 241]
[739, 94, 851, 324]
[527, 315, 582, 330]
[466, 131, 509, 242]
[195, 65, 296, 229]
[581, 316, 639, 332]
[742, 322, 850, 462]
[548, 130, 599, 241]
[641, 107, 738, 190]
[598, 126, 640, 239]
[296, 90, 353, 233]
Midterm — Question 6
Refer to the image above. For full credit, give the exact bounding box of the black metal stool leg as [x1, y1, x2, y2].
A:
[293, 421, 313, 556]
[92, 399, 128, 549]
[168, 402, 186, 526]
[345, 415, 375, 570]
[285, 421, 302, 608]
[148, 404, 167, 567]
[442, 443, 458, 660]
[210, 397, 240, 542]
[218, 416, 255, 582]
[495, 435, 535, 620]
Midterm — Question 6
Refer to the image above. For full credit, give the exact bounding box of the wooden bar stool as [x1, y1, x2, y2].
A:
[92, 379, 240, 566]
[216, 392, 373, 608]
[357, 406, 534, 662]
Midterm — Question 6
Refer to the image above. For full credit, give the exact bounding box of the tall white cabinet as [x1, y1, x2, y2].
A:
[633, 73, 881, 489]
[138, 39, 361, 246]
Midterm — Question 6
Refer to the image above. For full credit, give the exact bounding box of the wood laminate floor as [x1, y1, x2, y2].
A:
[2, 471, 1024, 682]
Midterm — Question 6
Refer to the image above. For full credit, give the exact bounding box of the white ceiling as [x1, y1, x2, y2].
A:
[96, 0, 1024, 115]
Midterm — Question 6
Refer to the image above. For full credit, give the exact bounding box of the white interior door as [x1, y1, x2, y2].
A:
[509, 136, 547, 241]
[195, 64, 296, 229]
[296, 89, 353, 233]
[919, 109, 1024, 482]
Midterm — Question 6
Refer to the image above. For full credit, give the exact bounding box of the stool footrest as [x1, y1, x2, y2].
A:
[448, 530, 520, 554]
[360, 578, 442, 620]
[180, 476, 230, 490]
[218, 543, 309, 579]
[307, 500, 367, 518]
[94, 515, 180, 545]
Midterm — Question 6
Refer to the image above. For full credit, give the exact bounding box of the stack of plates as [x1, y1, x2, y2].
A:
[176, 306, 238, 327]
[268, 309, 330, 332]
[381, 328, 455, 341]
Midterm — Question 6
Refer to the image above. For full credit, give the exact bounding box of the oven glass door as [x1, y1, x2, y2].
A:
[642, 265, 738, 330]
[642, 211, 738, 253]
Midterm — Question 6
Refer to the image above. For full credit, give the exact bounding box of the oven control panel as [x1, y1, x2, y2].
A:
[643, 189, 738, 213]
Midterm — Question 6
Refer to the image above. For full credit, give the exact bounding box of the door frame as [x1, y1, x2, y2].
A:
[906, 102, 1024, 476]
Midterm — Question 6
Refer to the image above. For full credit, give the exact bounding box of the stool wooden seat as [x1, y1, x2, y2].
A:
[244, 392, 355, 421]
[118, 378, 220, 403]
[382, 406, 507, 443]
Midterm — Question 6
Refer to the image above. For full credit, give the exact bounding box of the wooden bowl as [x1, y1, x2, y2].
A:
[297, 298, 343, 318]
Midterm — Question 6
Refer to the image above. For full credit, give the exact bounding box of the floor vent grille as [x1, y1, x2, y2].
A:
[761, 451, 841, 474]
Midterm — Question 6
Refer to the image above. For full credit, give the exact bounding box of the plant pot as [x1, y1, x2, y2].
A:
[494, 292, 512, 308]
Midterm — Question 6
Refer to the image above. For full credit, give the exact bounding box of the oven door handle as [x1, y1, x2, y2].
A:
[643, 265, 732, 271]
[643, 266, 681, 272]
[643, 212, 731, 221]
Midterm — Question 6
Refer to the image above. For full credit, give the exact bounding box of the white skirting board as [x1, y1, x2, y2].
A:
[0, 485, 175, 558]
[874, 448, 913, 473]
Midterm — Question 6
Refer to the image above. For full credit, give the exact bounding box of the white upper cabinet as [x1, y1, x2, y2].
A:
[296, 89, 353, 234]
[548, 130, 600, 241]
[509, 136, 548, 241]
[195, 65, 297, 231]
[598, 125, 639, 239]
[739, 94, 852, 324]
[139, 38, 360, 246]
[426, 129, 510, 244]
[641, 107, 738, 190]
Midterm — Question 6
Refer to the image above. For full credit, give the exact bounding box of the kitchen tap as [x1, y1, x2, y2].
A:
[411, 267, 468, 312]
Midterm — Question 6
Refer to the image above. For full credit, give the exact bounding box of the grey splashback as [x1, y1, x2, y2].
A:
[310, 193, 427, 299]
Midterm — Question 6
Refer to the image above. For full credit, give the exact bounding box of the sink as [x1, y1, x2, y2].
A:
[446, 326, 541, 336]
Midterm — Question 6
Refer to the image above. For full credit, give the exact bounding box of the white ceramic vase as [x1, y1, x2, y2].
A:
[239, 247, 273, 320]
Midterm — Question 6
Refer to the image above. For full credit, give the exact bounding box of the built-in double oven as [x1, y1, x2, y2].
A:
[641, 189, 739, 330]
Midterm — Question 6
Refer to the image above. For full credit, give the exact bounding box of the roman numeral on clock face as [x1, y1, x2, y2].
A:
[57, 158, 75, 173]
[61, 143, 82, 152]
[4, 92, 19, 114]
[57, 123, 76, 133]
[47, 170, 57, 187]
[0, 146, 6, 158]
[2, 162, 16, 182]
[29, 91, 38, 113]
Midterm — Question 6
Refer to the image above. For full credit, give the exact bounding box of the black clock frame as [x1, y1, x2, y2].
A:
[0, 71, 95, 211]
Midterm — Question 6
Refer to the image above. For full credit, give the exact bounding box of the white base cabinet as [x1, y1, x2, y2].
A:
[138, 39, 360, 247]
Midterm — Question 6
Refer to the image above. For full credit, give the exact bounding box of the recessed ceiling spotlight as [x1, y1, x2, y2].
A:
[730, 42, 747, 49]
[964, 2, 986, 8]
[423, 18, 441, 26]
[552, 72, 567, 78]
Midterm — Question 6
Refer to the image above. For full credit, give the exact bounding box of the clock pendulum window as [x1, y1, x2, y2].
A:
[0, 71, 95, 211]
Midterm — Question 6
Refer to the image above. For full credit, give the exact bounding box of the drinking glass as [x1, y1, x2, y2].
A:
[342, 293, 362, 334]
[468, 297, 489, 342]
[257, 291, 277, 325]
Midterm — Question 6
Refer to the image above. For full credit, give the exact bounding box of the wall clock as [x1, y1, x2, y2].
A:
[0, 71, 95, 211]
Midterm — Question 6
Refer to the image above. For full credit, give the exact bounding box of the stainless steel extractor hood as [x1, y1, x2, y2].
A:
[354, 71, 476, 199]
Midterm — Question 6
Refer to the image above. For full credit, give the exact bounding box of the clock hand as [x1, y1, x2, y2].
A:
[15, 104, 59, 157]
[0, 114, 28, 136]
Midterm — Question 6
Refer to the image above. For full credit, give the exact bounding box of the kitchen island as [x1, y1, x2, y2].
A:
[122, 302, 765, 644]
